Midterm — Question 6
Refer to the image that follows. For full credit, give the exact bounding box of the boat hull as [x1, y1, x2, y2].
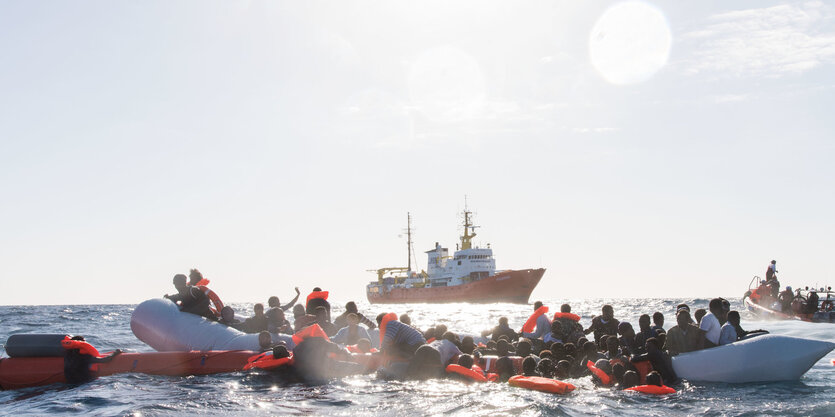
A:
[367, 268, 545, 304]
[743, 296, 835, 323]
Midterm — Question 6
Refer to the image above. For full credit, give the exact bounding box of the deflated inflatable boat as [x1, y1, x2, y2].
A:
[131, 298, 294, 352]
[671, 334, 834, 383]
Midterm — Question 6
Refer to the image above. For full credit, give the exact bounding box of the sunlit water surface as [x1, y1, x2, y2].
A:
[1, 298, 833, 416]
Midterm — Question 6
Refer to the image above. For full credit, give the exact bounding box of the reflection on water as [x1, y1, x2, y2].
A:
[0, 299, 833, 416]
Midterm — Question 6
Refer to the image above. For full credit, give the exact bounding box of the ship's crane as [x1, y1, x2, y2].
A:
[368, 267, 409, 283]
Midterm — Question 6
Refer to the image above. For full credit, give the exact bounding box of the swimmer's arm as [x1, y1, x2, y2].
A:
[281, 289, 301, 311]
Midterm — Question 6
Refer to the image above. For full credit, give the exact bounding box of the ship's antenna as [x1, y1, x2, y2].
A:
[407, 212, 412, 271]
[460, 196, 476, 250]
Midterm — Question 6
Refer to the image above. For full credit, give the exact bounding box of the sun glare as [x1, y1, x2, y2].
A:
[589, 1, 672, 85]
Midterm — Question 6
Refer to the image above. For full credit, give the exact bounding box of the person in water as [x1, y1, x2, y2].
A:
[164, 274, 214, 319]
[584, 305, 620, 344]
[293, 333, 361, 382]
[699, 298, 726, 347]
[267, 287, 301, 312]
[219, 306, 244, 330]
[377, 313, 427, 357]
[665, 310, 705, 355]
[293, 304, 317, 332]
[266, 307, 293, 334]
[645, 371, 663, 387]
[399, 314, 412, 326]
[331, 313, 372, 345]
[314, 306, 337, 336]
[537, 358, 555, 378]
[522, 301, 552, 341]
[521, 356, 538, 376]
[635, 315, 657, 349]
[405, 345, 445, 380]
[63, 336, 122, 384]
[258, 331, 274, 351]
[428, 333, 463, 366]
[332, 301, 377, 330]
[305, 287, 331, 320]
[495, 356, 516, 382]
[621, 370, 639, 389]
[482, 317, 518, 342]
[617, 322, 642, 355]
[554, 304, 584, 344]
[243, 303, 268, 333]
[188, 269, 224, 318]
[631, 337, 677, 385]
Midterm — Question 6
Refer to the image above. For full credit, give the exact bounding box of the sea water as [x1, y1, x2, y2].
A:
[1, 298, 833, 416]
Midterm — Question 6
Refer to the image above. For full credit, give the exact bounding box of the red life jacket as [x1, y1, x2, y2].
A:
[292, 323, 330, 345]
[379, 312, 398, 346]
[345, 344, 378, 354]
[508, 375, 575, 394]
[306, 291, 329, 306]
[446, 364, 488, 382]
[61, 337, 101, 357]
[244, 352, 294, 371]
[194, 278, 210, 286]
[587, 360, 613, 386]
[196, 285, 224, 316]
[522, 306, 549, 333]
[552, 312, 581, 322]
[626, 384, 676, 395]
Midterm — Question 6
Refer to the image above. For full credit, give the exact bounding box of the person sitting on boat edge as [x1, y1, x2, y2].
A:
[522, 301, 552, 341]
[727, 310, 768, 340]
[314, 306, 338, 337]
[333, 301, 377, 330]
[268, 287, 301, 312]
[481, 317, 518, 342]
[188, 269, 224, 318]
[584, 304, 620, 344]
[377, 313, 427, 358]
[219, 306, 244, 330]
[718, 310, 740, 345]
[164, 274, 215, 320]
[699, 299, 725, 347]
[331, 313, 372, 345]
[665, 310, 705, 356]
[267, 307, 293, 335]
[243, 303, 268, 333]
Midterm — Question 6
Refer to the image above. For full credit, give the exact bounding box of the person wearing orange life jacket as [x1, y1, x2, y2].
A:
[165, 274, 215, 320]
[292, 304, 317, 332]
[305, 287, 331, 321]
[553, 304, 584, 344]
[188, 269, 224, 318]
[292, 326, 362, 381]
[630, 337, 677, 385]
[61, 336, 121, 384]
[522, 301, 552, 340]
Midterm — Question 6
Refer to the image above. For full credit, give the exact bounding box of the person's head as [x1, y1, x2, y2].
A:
[292, 304, 305, 319]
[522, 356, 538, 375]
[694, 308, 707, 325]
[612, 363, 625, 384]
[486, 340, 497, 349]
[537, 358, 554, 378]
[461, 336, 475, 354]
[676, 304, 690, 314]
[550, 342, 565, 356]
[618, 322, 635, 338]
[583, 341, 597, 355]
[516, 339, 532, 357]
[577, 337, 588, 346]
[709, 298, 724, 315]
[638, 314, 651, 331]
[345, 301, 358, 313]
[601, 305, 614, 320]
[220, 306, 235, 322]
[272, 344, 290, 359]
[646, 371, 662, 386]
[357, 338, 372, 353]
[555, 360, 570, 379]
[254, 303, 265, 316]
[347, 313, 359, 326]
[495, 357, 515, 381]
[563, 343, 576, 357]
[560, 304, 571, 313]
[313, 287, 322, 292]
[498, 317, 509, 326]
[652, 312, 664, 328]
[727, 310, 740, 326]
[435, 324, 448, 336]
[172, 274, 188, 293]
[268, 296, 280, 308]
[539, 350, 552, 360]
[594, 359, 612, 375]
[606, 336, 620, 355]
[496, 339, 511, 357]
[442, 331, 458, 345]
[550, 320, 562, 335]
[188, 269, 203, 285]
[375, 312, 386, 325]
[645, 337, 661, 353]
[423, 327, 436, 340]
[771, 260, 776, 265]
[314, 306, 329, 323]
[676, 310, 692, 327]
[656, 333, 666, 348]
[533, 301, 543, 310]
[399, 314, 411, 325]
[406, 345, 442, 380]
[258, 331, 272, 350]
[457, 354, 474, 369]
[622, 370, 639, 388]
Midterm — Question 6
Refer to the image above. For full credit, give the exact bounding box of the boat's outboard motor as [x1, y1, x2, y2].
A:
[4, 334, 69, 358]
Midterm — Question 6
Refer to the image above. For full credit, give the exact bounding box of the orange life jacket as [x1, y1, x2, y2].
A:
[379, 312, 398, 346]
[522, 306, 549, 333]
[345, 344, 378, 354]
[586, 360, 613, 386]
[552, 312, 581, 322]
[508, 375, 575, 394]
[195, 278, 210, 286]
[625, 384, 676, 395]
[244, 351, 294, 371]
[196, 285, 224, 316]
[306, 291, 329, 306]
[446, 364, 488, 382]
[426, 337, 436, 344]
[632, 360, 653, 384]
[61, 337, 101, 357]
[292, 323, 330, 345]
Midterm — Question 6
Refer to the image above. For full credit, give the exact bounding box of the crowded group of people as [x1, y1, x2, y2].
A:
[163, 269, 766, 390]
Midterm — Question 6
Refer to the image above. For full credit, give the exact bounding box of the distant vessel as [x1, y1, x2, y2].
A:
[366, 206, 545, 304]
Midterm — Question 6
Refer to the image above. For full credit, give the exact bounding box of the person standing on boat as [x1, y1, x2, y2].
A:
[765, 260, 780, 298]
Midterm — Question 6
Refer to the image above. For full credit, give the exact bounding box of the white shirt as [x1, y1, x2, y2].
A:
[718, 322, 737, 345]
[699, 312, 721, 345]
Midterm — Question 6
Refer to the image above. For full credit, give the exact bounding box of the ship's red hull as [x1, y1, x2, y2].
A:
[367, 268, 545, 304]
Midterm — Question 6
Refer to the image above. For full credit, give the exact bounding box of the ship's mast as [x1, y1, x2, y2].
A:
[406, 212, 412, 271]
[460, 200, 476, 250]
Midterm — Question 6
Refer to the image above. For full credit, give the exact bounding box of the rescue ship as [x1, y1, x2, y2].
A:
[366, 207, 545, 304]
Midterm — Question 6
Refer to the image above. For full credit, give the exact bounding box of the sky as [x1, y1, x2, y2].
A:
[1, 1, 834, 305]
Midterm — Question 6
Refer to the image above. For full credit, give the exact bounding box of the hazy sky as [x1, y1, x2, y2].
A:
[1, 1, 833, 305]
